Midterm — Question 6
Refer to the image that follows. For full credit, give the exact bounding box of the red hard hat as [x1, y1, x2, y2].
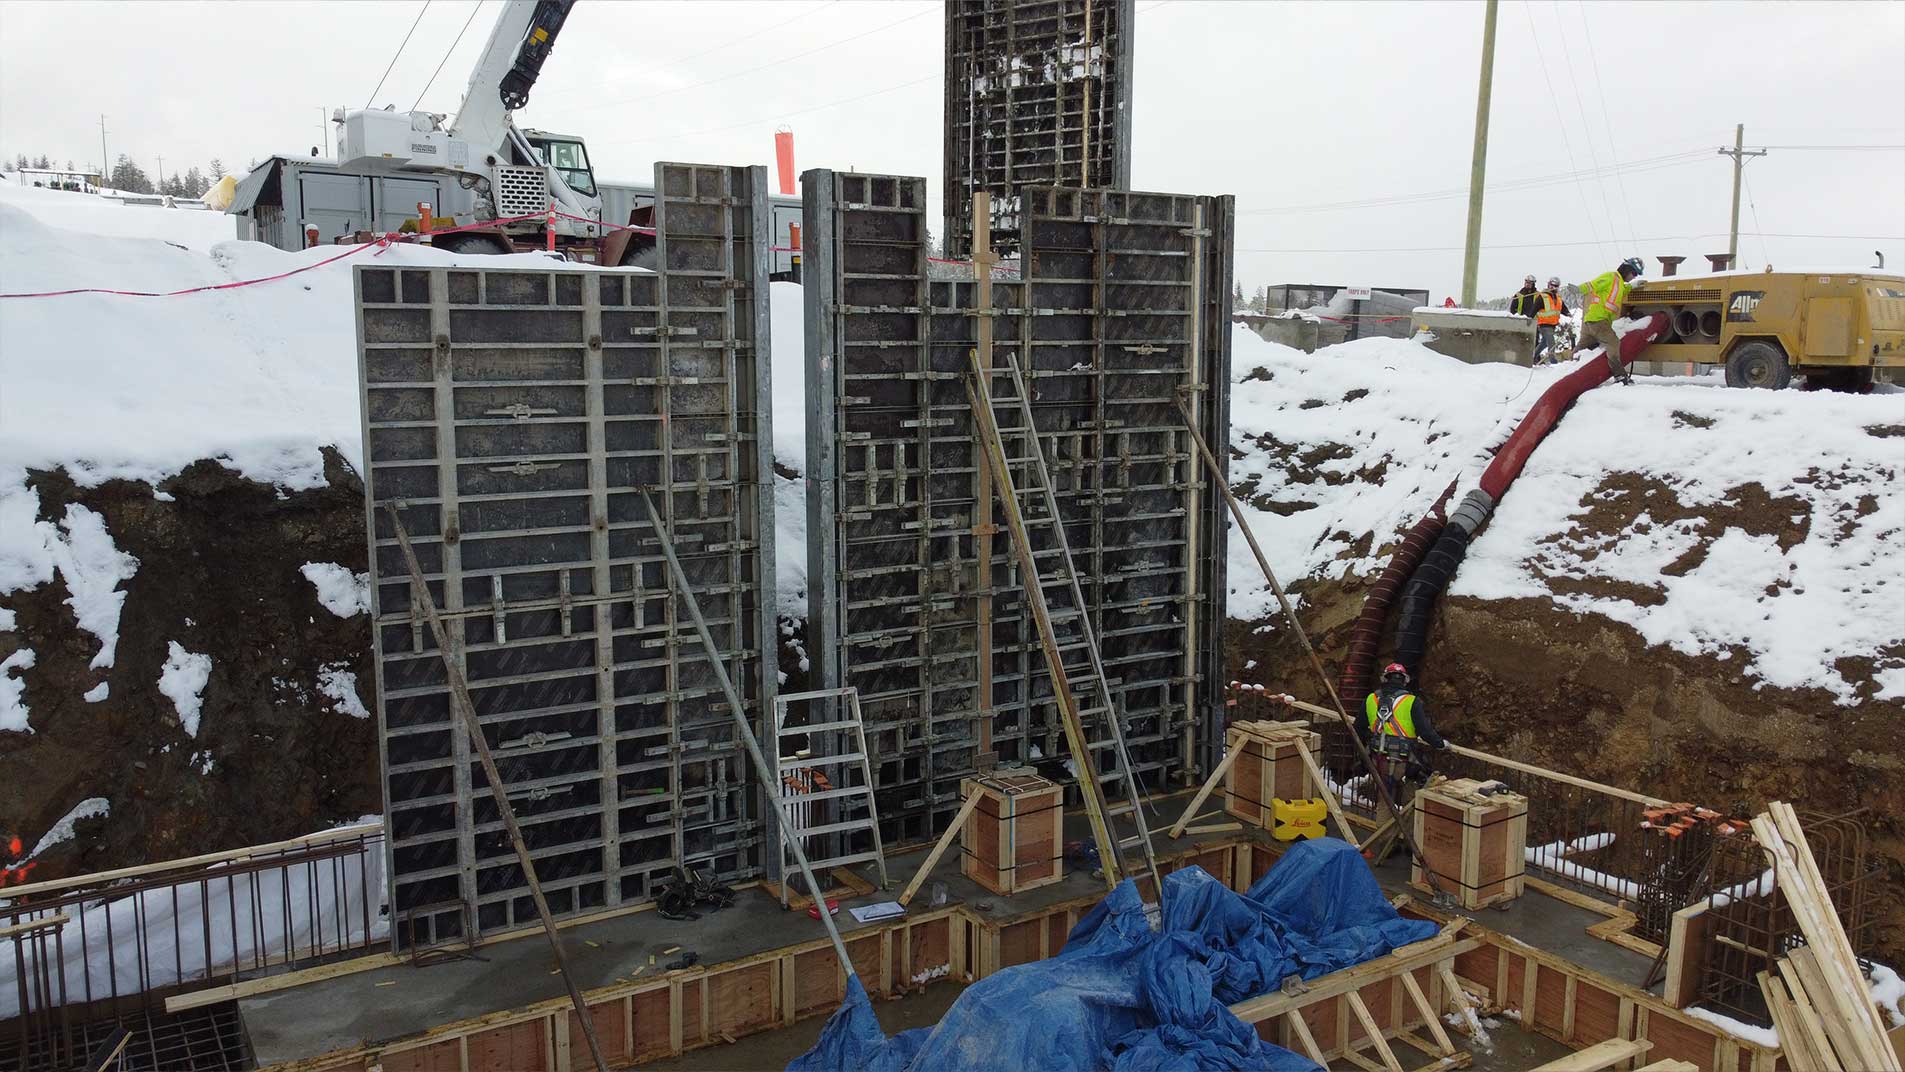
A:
[1383, 663, 1408, 676]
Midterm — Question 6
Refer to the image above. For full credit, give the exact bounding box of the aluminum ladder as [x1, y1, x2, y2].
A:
[770, 686, 889, 907]
[965, 351, 1164, 894]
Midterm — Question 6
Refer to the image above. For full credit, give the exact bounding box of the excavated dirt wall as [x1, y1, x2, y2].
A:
[0, 455, 379, 881]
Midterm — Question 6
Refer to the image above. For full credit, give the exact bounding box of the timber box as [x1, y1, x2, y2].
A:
[1223, 721, 1323, 830]
[1411, 777, 1528, 909]
[961, 771, 1064, 896]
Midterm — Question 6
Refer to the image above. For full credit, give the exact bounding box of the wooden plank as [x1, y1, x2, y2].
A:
[1348, 990, 1409, 1072]
[1169, 743, 1243, 837]
[1231, 937, 1479, 1023]
[1529, 1038, 1653, 1072]
[1778, 954, 1850, 1071]
[1286, 1007, 1327, 1066]
[1400, 970, 1455, 1055]
[1631, 1063, 1698, 1072]
[1758, 971, 1834, 1072]
[1662, 902, 1711, 1009]
[0, 913, 71, 940]
[1295, 739, 1360, 846]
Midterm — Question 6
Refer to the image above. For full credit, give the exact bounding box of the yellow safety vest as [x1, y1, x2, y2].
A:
[1536, 291, 1563, 326]
[1582, 271, 1627, 323]
[1365, 692, 1418, 741]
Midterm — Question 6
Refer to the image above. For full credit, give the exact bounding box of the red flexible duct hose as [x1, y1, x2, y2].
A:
[1480, 314, 1668, 498]
[1337, 480, 1458, 702]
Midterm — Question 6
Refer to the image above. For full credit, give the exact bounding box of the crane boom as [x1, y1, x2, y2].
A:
[448, 0, 578, 159]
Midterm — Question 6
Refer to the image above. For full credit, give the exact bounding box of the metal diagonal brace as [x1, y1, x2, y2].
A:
[384, 505, 610, 1072]
[636, 488, 861, 977]
[1170, 399, 1450, 902]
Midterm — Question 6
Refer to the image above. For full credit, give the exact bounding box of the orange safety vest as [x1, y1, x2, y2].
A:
[1536, 291, 1563, 326]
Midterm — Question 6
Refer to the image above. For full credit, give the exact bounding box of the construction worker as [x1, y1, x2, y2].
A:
[1360, 663, 1449, 801]
[1534, 276, 1570, 365]
[1508, 274, 1540, 318]
[1579, 257, 1645, 384]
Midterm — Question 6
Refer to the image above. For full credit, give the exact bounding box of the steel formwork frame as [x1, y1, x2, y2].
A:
[944, 0, 1136, 257]
[804, 170, 1231, 847]
[356, 163, 778, 948]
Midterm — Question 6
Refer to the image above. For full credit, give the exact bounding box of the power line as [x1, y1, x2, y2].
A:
[414, 1, 485, 112]
[625, 75, 937, 146]
[1236, 231, 1905, 255]
[1743, 170, 1771, 268]
[1756, 144, 1905, 151]
[367, 0, 432, 108]
[1518, 0, 1609, 261]
[1577, 0, 1638, 247]
[1236, 149, 1710, 217]
[535, 1, 843, 105]
[570, 6, 932, 117]
[1551, 0, 1621, 249]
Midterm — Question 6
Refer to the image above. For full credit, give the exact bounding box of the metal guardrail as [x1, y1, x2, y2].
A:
[1, 823, 384, 1067]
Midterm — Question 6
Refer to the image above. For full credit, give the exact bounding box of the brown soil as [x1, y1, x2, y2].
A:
[1226, 476, 1905, 961]
[0, 454, 379, 882]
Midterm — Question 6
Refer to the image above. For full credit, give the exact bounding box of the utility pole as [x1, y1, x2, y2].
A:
[1460, 0, 1499, 308]
[98, 115, 108, 188]
[156, 154, 164, 192]
[320, 107, 330, 158]
[1718, 124, 1767, 263]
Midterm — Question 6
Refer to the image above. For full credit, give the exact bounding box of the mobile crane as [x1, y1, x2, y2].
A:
[228, 0, 646, 267]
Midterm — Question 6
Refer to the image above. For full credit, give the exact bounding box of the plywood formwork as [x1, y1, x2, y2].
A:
[943, 0, 1136, 256]
[802, 170, 1233, 847]
[356, 162, 779, 947]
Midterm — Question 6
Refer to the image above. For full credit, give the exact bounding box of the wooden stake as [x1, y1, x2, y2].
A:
[899, 788, 984, 907]
[386, 506, 611, 1072]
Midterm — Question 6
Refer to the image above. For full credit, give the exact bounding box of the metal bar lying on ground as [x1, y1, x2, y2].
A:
[638, 489, 860, 978]
[385, 504, 611, 1072]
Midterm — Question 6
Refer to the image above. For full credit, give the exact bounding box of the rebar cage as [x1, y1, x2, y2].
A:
[803, 170, 1233, 847]
[356, 163, 779, 948]
[943, 0, 1136, 257]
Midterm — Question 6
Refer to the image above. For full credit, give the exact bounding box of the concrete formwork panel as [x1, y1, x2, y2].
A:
[943, 0, 1135, 258]
[356, 162, 778, 948]
[805, 170, 1232, 847]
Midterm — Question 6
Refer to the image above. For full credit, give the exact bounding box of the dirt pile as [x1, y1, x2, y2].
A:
[1227, 467, 1905, 960]
[0, 455, 378, 882]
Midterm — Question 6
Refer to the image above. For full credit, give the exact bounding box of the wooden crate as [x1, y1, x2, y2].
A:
[1411, 778, 1528, 909]
[961, 771, 1065, 895]
[1223, 721, 1323, 830]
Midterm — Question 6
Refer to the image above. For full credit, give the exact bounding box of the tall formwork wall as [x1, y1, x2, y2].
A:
[357, 163, 778, 948]
[804, 169, 1232, 846]
[943, 0, 1136, 258]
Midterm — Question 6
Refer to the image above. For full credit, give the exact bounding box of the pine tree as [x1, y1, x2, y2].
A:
[13, 154, 26, 170]
[109, 154, 153, 194]
[183, 166, 208, 198]
[32, 154, 51, 169]
[209, 158, 227, 180]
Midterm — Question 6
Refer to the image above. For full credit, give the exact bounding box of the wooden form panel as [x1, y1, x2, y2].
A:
[1405, 903, 1783, 1072]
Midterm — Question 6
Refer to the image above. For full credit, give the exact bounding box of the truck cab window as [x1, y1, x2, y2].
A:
[532, 138, 596, 197]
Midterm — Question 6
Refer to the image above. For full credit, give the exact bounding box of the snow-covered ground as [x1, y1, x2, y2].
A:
[5, 182, 1902, 726]
[1226, 326, 1905, 704]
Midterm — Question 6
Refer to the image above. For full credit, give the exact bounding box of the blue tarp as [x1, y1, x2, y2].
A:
[789, 837, 1437, 1072]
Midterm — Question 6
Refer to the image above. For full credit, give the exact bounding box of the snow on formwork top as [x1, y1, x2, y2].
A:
[1224, 324, 1905, 705]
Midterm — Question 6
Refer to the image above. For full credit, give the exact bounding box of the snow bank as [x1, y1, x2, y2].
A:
[0, 182, 236, 250]
[0, 479, 138, 674]
[158, 641, 211, 737]
[1225, 325, 1905, 703]
[300, 562, 369, 618]
[25, 797, 110, 860]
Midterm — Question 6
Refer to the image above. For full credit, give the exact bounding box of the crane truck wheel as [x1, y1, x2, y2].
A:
[1724, 340, 1791, 390]
[437, 233, 513, 257]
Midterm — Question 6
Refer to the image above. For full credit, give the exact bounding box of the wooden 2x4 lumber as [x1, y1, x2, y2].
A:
[1345, 990, 1406, 1072]
[1295, 741, 1361, 846]
[898, 788, 984, 907]
[1760, 967, 1841, 1072]
[1770, 802, 1893, 1054]
[1399, 970, 1456, 1056]
[1166, 743, 1242, 838]
[1230, 936, 1479, 1023]
[1526, 1038, 1653, 1072]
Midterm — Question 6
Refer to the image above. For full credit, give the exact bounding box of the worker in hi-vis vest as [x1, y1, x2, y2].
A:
[1578, 257, 1645, 384]
[1360, 663, 1449, 799]
[1534, 276, 1570, 365]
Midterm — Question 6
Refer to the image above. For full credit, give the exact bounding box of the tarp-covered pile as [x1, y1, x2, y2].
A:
[791, 838, 1436, 1072]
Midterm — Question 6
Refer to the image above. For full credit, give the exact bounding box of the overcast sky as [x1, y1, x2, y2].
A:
[2, 0, 1900, 300]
